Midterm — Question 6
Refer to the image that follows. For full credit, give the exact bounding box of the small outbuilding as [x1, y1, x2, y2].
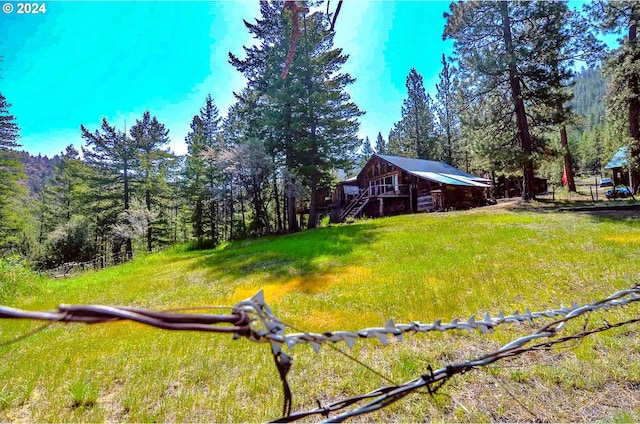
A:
[604, 146, 630, 187]
[332, 154, 490, 222]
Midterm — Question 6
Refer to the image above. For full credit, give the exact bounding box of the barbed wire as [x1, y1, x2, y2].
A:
[235, 286, 640, 354]
[1, 285, 639, 422]
[273, 316, 640, 423]
[0, 304, 251, 336]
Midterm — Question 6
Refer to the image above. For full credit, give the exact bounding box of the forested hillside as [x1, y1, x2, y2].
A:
[572, 67, 606, 129]
[567, 67, 624, 175]
[17, 152, 59, 198]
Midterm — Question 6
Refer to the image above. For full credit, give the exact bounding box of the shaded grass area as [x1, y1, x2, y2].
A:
[1, 205, 640, 422]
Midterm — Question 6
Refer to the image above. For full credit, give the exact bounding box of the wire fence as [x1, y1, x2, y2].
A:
[45, 250, 133, 278]
[1, 285, 639, 422]
[46, 248, 163, 278]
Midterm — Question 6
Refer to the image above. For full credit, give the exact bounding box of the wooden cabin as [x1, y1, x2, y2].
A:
[332, 154, 490, 222]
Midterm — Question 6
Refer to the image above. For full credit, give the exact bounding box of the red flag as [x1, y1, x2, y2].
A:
[561, 165, 568, 186]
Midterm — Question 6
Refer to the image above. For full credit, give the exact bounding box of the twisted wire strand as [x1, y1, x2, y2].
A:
[274, 314, 640, 422]
[237, 286, 640, 353]
[0, 304, 252, 337]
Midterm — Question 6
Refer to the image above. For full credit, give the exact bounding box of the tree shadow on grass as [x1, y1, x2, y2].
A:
[181, 222, 379, 295]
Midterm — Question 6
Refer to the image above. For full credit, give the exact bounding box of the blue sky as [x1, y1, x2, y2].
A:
[1, 1, 454, 157]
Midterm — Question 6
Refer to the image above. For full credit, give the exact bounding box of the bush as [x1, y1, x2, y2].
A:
[0, 255, 41, 302]
[184, 238, 218, 251]
[319, 215, 332, 228]
[40, 218, 97, 269]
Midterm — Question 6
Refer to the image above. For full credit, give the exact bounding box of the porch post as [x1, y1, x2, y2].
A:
[409, 184, 413, 213]
[379, 198, 384, 217]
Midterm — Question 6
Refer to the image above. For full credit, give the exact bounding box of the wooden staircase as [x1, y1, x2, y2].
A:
[341, 189, 369, 221]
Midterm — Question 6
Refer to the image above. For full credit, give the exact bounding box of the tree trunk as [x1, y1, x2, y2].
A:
[308, 173, 318, 229]
[240, 187, 246, 236]
[628, 5, 640, 192]
[273, 171, 283, 233]
[228, 181, 234, 241]
[560, 125, 577, 192]
[194, 197, 203, 239]
[500, 1, 536, 200]
[123, 160, 133, 258]
[210, 196, 217, 243]
[146, 187, 152, 252]
[285, 142, 299, 232]
[286, 175, 298, 232]
[284, 101, 299, 233]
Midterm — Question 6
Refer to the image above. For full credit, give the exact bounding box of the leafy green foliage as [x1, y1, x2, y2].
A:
[0, 255, 41, 302]
[40, 217, 97, 269]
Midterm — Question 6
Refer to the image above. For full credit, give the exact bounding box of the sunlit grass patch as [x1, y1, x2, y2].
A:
[603, 234, 640, 244]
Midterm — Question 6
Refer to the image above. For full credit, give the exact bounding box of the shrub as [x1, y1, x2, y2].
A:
[40, 217, 97, 269]
[184, 238, 218, 251]
[0, 255, 41, 302]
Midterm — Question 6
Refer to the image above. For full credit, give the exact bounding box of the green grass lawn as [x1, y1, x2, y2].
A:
[2, 202, 640, 422]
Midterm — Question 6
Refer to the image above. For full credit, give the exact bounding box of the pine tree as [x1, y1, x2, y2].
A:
[223, 87, 279, 235]
[391, 69, 439, 160]
[231, 2, 362, 230]
[375, 132, 386, 154]
[288, 11, 363, 228]
[359, 137, 374, 168]
[444, 1, 575, 199]
[51, 146, 86, 222]
[81, 118, 137, 259]
[0, 92, 26, 252]
[130, 111, 175, 252]
[36, 145, 91, 250]
[230, 1, 304, 232]
[0, 93, 20, 150]
[218, 132, 273, 236]
[387, 128, 402, 156]
[435, 54, 459, 166]
[184, 95, 223, 242]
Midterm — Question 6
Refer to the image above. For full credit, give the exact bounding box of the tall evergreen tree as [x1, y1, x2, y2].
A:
[0, 92, 26, 252]
[231, 2, 362, 230]
[291, 11, 363, 229]
[0, 93, 20, 150]
[36, 145, 90, 250]
[435, 54, 459, 166]
[444, 1, 574, 199]
[391, 69, 439, 160]
[359, 136, 374, 168]
[130, 111, 175, 252]
[81, 118, 137, 258]
[51, 145, 86, 222]
[375, 132, 386, 154]
[184, 95, 223, 242]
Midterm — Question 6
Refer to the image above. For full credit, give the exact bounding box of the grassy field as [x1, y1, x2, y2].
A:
[1, 201, 640, 422]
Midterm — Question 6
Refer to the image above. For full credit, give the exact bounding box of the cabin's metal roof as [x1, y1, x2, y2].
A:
[375, 154, 491, 187]
[604, 146, 629, 169]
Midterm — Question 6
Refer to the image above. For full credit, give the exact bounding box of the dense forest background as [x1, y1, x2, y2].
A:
[1, 0, 638, 270]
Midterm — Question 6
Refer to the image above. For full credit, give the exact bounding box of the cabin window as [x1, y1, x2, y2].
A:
[368, 174, 399, 195]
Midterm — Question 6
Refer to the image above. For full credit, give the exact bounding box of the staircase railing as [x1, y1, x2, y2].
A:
[340, 188, 369, 221]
